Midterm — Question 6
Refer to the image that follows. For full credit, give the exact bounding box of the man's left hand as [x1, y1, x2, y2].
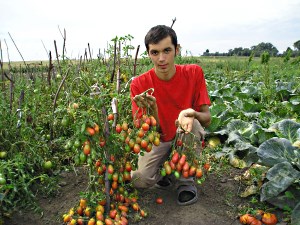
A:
[175, 108, 195, 133]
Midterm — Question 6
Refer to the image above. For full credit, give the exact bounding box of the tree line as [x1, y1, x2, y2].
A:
[202, 40, 300, 57]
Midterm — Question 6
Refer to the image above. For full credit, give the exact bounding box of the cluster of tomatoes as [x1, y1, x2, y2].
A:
[62, 113, 159, 225]
[239, 210, 278, 225]
[161, 134, 210, 184]
[63, 196, 146, 225]
[95, 157, 132, 191]
[162, 150, 210, 184]
[115, 115, 160, 155]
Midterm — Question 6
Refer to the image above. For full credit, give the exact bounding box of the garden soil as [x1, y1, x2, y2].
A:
[3, 166, 270, 225]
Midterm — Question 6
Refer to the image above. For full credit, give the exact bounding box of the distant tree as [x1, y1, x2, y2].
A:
[242, 48, 251, 56]
[293, 40, 300, 51]
[251, 42, 279, 57]
[202, 49, 210, 56]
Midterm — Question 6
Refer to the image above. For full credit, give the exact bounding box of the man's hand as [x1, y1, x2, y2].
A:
[133, 94, 157, 110]
[175, 108, 195, 133]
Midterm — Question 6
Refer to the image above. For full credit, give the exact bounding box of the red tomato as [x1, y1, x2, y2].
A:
[83, 144, 91, 155]
[118, 205, 129, 213]
[137, 129, 145, 138]
[144, 117, 151, 125]
[156, 197, 163, 204]
[121, 122, 128, 131]
[86, 127, 95, 136]
[107, 164, 114, 174]
[178, 154, 186, 166]
[99, 137, 106, 147]
[77, 206, 83, 215]
[182, 161, 190, 172]
[115, 124, 122, 133]
[128, 139, 135, 149]
[123, 171, 131, 181]
[176, 139, 183, 146]
[182, 170, 189, 178]
[149, 116, 157, 126]
[140, 139, 148, 149]
[133, 144, 141, 154]
[104, 218, 113, 225]
[109, 209, 118, 219]
[189, 166, 196, 176]
[94, 123, 100, 133]
[146, 143, 153, 152]
[107, 114, 114, 121]
[171, 151, 179, 164]
[134, 119, 141, 128]
[79, 198, 87, 208]
[176, 162, 183, 172]
[96, 211, 104, 221]
[195, 168, 203, 178]
[132, 203, 139, 211]
[142, 123, 150, 132]
[203, 162, 211, 171]
[125, 162, 132, 172]
[169, 160, 176, 170]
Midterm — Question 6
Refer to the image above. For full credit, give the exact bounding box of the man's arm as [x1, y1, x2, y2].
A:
[194, 105, 211, 128]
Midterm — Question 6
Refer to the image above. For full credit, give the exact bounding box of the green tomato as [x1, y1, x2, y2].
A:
[174, 171, 180, 179]
[160, 168, 166, 177]
[43, 161, 53, 170]
[79, 152, 87, 163]
[74, 139, 81, 148]
[0, 151, 7, 159]
[0, 177, 6, 185]
[74, 155, 80, 165]
[61, 116, 69, 127]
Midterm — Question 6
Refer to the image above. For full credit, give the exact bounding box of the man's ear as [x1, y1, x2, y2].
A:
[175, 44, 181, 56]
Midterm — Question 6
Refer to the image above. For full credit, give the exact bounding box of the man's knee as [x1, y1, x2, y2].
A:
[131, 171, 157, 188]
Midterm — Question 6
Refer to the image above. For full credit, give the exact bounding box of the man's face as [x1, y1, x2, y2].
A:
[148, 36, 179, 80]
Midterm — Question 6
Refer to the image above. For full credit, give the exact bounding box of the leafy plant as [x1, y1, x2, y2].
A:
[257, 136, 300, 222]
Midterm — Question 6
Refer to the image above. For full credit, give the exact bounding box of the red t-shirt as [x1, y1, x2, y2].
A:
[130, 64, 211, 142]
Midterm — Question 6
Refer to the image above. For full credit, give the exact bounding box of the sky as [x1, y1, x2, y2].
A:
[1, 0, 300, 62]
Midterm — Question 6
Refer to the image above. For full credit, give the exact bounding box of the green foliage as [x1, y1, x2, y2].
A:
[261, 51, 270, 64]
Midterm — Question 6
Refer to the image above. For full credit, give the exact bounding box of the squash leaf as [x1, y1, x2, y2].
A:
[257, 137, 300, 169]
[260, 161, 300, 201]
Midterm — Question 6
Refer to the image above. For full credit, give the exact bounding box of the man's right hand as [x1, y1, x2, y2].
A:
[133, 94, 157, 110]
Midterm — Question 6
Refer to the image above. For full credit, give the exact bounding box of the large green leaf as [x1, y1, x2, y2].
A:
[266, 185, 300, 210]
[260, 161, 300, 201]
[209, 103, 228, 117]
[243, 101, 264, 113]
[257, 137, 300, 169]
[276, 119, 300, 142]
[258, 110, 278, 128]
[226, 119, 249, 133]
[207, 116, 222, 132]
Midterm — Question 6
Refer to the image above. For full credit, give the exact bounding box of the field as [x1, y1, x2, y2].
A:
[1, 41, 300, 225]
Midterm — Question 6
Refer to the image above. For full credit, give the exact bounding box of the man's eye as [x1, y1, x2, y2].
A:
[164, 49, 171, 54]
[151, 51, 158, 56]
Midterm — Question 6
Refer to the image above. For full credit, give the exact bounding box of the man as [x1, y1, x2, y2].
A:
[130, 25, 211, 205]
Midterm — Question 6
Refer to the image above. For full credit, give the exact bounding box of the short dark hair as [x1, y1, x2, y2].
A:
[144, 25, 178, 53]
